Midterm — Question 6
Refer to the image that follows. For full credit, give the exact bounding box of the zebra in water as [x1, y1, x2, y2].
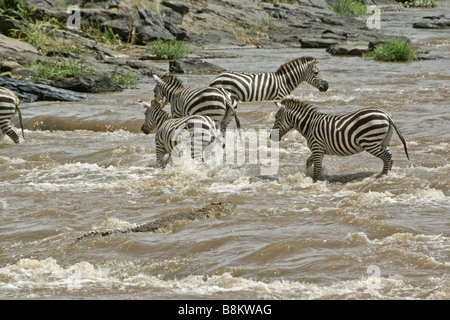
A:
[270, 97, 409, 182]
[209, 56, 328, 102]
[153, 74, 241, 133]
[140, 99, 221, 168]
[0, 87, 24, 144]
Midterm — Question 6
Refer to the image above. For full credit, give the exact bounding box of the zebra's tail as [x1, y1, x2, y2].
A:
[17, 103, 25, 141]
[389, 117, 409, 160]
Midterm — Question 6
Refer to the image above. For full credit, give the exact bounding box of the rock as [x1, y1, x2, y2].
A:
[0, 76, 90, 102]
[413, 15, 450, 29]
[161, 1, 190, 16]
[169, 58, 227, 74]
[326, 43, 370, 56]
[0, 33, 40, 55]
[0, 60, 23, 72]
[0, 60, 34, 80]
[0, 18, 28, 36]
[300, 38, 339, 48]
[50, 73, 122, 93]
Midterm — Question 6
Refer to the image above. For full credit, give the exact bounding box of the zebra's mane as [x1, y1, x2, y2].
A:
[160, 73, 184, 87]
[275, 57, 317, 75]
[280, 96, 318, 114]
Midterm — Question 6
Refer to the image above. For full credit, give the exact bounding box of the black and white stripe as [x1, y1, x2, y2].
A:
[141, 99, 220, 167]
[0, 87, 24, 144]
[153, 74, 240, 133]
[271, 97, 409, 182]
[209, 57, 328, 102]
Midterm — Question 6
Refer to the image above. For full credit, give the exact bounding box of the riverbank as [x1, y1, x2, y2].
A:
[0, 0, 447, 101]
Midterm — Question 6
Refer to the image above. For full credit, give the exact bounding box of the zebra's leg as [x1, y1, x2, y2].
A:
[310, 150, 325, 182]
[156, 143, 170, 168]
[0, 119, 20, 144]
[306, 154, 314, 169]
[365, 146, 393, 175]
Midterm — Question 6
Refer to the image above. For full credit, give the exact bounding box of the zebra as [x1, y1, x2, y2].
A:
[140, 99, 221, 168]
[153, 74, 241, 133]
[270, 97, 409, 182]
[0, 87, 24, 144]
[209, 56, 328, 102]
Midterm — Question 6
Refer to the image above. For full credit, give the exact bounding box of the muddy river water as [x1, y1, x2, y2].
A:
[0, 6, 449, 299]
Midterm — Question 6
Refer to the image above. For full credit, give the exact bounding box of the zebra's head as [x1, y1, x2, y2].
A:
[304, 59, 328, 92]
[270, 101, 293, 141]
[140, 99, 169, 134]
[153, 74, 183, 105]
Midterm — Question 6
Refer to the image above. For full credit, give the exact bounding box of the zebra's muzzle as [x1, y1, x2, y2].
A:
[269, 130, 280, 142]
[319, 80, 329, 92]
[141, 124, 151, 134]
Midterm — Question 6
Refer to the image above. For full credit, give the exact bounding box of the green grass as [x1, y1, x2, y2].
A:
[26, 59, 95, 81]
[26, 60, 138, 86]
[333, 0, 367, 16]
[81, 23, 122, 47]
[107, 65, 139, 86]
[146, 38, 190, 60]
[363, 38, 417, 62]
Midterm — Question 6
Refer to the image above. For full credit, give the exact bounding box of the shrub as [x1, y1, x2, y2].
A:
[146, 38, 190, 60]
[333, 0, 366, 16]
[363, 38, 417, 62]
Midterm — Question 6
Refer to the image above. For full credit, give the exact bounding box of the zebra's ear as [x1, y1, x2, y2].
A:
[153, 74, 162, 83]
[139, 100, 151, 108]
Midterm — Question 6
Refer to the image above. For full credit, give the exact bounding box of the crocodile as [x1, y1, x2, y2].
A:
[76, 202, 236, 242]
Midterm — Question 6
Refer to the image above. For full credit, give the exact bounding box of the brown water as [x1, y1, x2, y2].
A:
[1, 6, 449, 299]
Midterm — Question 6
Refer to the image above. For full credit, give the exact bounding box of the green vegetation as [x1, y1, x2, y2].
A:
[26, 60, 138, 86]
[146, 38, 190, 60]
[107, 65, 139, 86]
[9, 18, 62, 53]
[333, 0, 366, 16]
[363, 38, 417, 62]
[26, 59, 95, 81]
[404, 0, 436, 8]
[81, 23, 122, 47]
[0, 0, 34, 20]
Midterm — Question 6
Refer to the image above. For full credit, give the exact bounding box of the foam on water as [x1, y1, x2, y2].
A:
[1, 257, 447, 299]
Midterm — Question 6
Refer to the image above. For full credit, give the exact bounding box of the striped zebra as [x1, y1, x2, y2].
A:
[270, 97, 409, 182]
[0, 87, 24, 144]
[209, 56, 328, 102]
[153, 74, 240, 133]
[140, 99, 221, 168]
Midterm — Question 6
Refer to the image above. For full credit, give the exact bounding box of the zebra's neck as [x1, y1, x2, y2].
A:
[288, 106, 321, 136]
[154, 107, 171, 128]
[275, 60, 306, 96]
[163, 83, 184, 103]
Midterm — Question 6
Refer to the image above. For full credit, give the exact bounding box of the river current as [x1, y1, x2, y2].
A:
[0, 5, 449, 299]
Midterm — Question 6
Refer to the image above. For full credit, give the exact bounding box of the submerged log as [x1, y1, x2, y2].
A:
[76, 202, 236, 242]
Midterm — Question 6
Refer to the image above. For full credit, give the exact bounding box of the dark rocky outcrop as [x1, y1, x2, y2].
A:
[413, 15, 450, 29]
[326, 42, 370, 56]
[169, 58, 226, 74]
[50, 73, 123, 93]
[0, 76, 90, 102]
